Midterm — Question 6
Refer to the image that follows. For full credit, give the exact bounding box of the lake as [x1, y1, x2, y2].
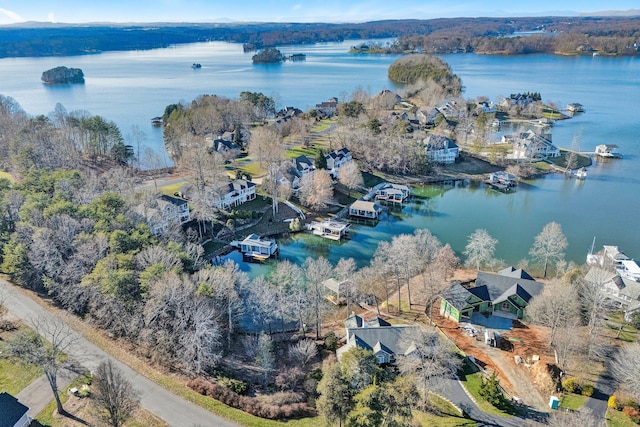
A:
[0, 40, 638, 273]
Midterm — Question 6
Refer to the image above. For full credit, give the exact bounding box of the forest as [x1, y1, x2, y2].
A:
[1, 16, 639, 58]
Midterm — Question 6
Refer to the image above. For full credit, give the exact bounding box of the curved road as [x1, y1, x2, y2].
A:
[1, 278, 239, 427]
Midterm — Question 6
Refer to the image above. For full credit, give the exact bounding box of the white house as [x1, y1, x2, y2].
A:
[423, 134, 460, 164]
[211, 179, 256, 210]
[138, 194, 191, 235]
[325, 147, 353, 178]
[0, 392, 31, 427]
[585, 267, 640, 320]
[503, 129, 560, 160]
[231, 234, 278, 261]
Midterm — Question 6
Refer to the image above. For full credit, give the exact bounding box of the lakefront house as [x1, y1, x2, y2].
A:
[423, 134, 460, 164]
[325, 147, 353, 178]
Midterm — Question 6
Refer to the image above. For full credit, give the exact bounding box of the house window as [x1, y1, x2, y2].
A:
[501, 302, 511, 311]
[376, 354, 386, 364]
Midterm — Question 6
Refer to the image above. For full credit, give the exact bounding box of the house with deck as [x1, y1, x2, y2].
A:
[503, 129, 560, 160]
[423, 134, 460, 164]
[440, 267, 543, 323]
[322, 278, 356, 302]
[211, 179, 256, 210]
[585, 266, 640, 321]
[137, 194, 191, 235]
[337, 314, 420, 364]
[0, 392, 31, 427]
[349, 200, 382, 219]
[325, 147, 353, 178]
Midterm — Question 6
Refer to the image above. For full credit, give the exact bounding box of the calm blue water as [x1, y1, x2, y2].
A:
[1, 41, 638, 274]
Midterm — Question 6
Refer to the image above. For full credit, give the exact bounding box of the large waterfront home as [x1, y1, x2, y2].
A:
[440, 267, 543, 322]
[423, 134, 460, 164]
[325, 147, 353, 178]
[211, 179, 256, 210]
[585, 266, 640, 321]
[137, 194, 191, 235]
[503, 129, 560, 160]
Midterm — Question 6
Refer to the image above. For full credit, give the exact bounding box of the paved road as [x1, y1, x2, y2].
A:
[1, 278, 239, 427]
[16, 369, 77, 418]
[443, 378, 547, 427]
[584, 365, 616, 423]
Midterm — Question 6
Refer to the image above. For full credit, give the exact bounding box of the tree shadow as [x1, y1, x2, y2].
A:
[57, 409, 91, 426]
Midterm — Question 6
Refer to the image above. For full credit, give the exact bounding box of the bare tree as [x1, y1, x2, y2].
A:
[579, 268, 617, 359]
[92, 360, 140, 427]
[529, 222, 568, 278]
[255, 333, 275, 386]
[396, 326, 461, 407]
[303, 257, 333, 339]
[288, 339, 318, 367]
[546, 408, 599, 427]
[611, 341, 640, 402]
[337, 161, 364, 197]
[248, 125, 286, 215]
[525, 281, 581, 349]
[6, 316, 77, 415]
[553, 322, 586, 373]
[464, 229, 498, 271]
[298, 170, 333, 210]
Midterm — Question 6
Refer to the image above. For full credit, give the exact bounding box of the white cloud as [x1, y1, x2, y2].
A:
[0, 7, 24, 23]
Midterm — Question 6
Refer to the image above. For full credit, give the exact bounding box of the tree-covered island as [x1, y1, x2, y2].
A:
[41, 66, 85, 84]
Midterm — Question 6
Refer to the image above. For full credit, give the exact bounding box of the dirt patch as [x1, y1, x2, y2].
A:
[47, 392, 167, 427]
[430, 303, 554, 412]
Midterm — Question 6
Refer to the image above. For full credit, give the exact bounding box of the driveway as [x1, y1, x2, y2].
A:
[1, 278, 239, 427]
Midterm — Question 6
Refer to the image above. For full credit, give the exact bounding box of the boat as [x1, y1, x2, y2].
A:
[191, 63, 202, 69]
[575, 167, 587, 179]
[306, 219, 350, 240]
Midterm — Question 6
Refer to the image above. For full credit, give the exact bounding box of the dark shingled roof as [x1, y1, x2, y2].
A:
[475, 270, 543, 303]
[0, 392, 29, 427]
[345, 314, 363, 329]
[367, 317, 391, 328]
[346, 325, 420, 356]
[441, 282, 473, 310]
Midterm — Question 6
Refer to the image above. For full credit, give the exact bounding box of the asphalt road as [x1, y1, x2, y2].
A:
[1, 278, 239, 427]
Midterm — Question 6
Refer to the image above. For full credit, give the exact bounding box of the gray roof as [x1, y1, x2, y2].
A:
[475, 270, 543, 303]
[345, 325, 421, 357]
[158, 194, 188, 207]
[345, 314, 364, 329]
[441, 282, 473, 311]
[0, 392, 29, 427]
[367, 317, 391, 328]
[424, 134, 458, 151]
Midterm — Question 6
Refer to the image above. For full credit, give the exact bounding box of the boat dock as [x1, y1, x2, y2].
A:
[230, 234, 278, 261]
[306, 219, 351, 240]
[484, 171, 518, 191]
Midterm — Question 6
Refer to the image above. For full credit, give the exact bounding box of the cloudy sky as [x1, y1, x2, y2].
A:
[0, 0, 638, 25]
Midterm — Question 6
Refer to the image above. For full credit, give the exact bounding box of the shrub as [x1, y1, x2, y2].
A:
[324, 331, 338, 351]
[561, 377, 579, 394]
[218, 377, 248, 395]
[479, 372, 510, 410]
[275, 367, 305, 391]
[609, 395, 619, 410]
[626, 399, 640, 410]
[288, 339, 318, 366]
[581, 383, 595, 397]
[622, 406, 640, 424]
[260, 391, 306, 406]
[187, 378, 313, 420]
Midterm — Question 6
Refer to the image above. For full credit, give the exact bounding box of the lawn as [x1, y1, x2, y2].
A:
[0, 327, 45, 395]
[607, 408, 640, 427]
[559, 393, 588, 410]
[458, 359, 515, 417]
[285, 145, 322, 160]
[413, 393, 477, 426]
[548, 150, 592, 169]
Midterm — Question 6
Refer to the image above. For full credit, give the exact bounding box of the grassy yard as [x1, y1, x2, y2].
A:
[413, 393, 477, 426]
[559, 393, 588, 410]
[607, 408, 640, 427]
[548, 149, 592, 169]
[0, 327, 45, 395]
[458, 359, 515, 417]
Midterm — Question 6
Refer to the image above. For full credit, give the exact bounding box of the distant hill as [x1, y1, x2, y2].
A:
[1, 16, 639, 58]
[584, 9, 640, 16]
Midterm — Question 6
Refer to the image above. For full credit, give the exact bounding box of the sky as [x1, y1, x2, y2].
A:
[0, 0, 638, 25]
